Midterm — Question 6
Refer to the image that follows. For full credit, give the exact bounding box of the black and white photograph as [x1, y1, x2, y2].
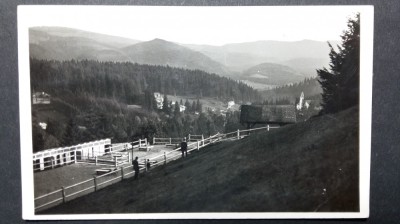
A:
[18, 5, 373, 220]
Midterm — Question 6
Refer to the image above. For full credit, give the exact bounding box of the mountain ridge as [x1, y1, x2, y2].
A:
[30, 26, 335, 84]
[29, 27, 232, 76]
[239, 62, 305, 87]
[120, 38, 231, 75]
[183, 39, 339, 73]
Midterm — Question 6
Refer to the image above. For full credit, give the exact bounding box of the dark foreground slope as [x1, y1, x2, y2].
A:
[42, 107, 359, 214]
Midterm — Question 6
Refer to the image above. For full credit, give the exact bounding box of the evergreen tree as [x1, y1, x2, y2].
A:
[143, 89, 157, 111]
[62, 118, 79, 146]
[196, 99, 202, 112]
[174, 101, 181, 117]
[191, 101, 197, 113]
[32, 127, 45, 152]
[317, 14, 360, 114]
[162, 94, 170, 114]
[184, 99, 191, 113]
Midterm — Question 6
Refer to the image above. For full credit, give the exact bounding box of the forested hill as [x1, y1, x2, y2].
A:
[261, 77, 322, 102]
[30, 59, 261, 103]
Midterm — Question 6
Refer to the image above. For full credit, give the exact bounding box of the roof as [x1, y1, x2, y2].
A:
[240, 105, 297, 124]
[33, 92, 50, 97]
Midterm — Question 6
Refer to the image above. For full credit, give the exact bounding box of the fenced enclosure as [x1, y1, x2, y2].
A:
[33, 139, 112, 171]
[34, 125, 279, 212]
[33, 139, 147, 171]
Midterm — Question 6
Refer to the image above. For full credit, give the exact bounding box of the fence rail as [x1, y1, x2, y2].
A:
[153, 137, 182, 145]
[34, 125, 278, 212]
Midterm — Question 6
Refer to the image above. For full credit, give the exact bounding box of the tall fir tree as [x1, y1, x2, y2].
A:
[162, 94, 170, 114]
[184, 99, 191, 113]
[174, 101, 181, 117]
[62, 118, 80, 146]
[196, 99, 202, 112]
[317, 14, 360, 114]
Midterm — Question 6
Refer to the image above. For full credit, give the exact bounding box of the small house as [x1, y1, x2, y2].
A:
[32, 92, 50, 104]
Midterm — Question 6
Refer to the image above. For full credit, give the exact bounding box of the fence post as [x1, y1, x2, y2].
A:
[121, 167, 125, 180]
[188, 134, 191, 142]
[169, 138, 172, 144]
[202, 135, 204, 146]
[145, 138, 148, 146]
[114, 156, 117, 168]
[95, 156, 98, 166]
[237, 129, 240, 139]
[62, 187, 66, 203]
[197, 141, 200, 150]
[93, 176, 98, 191]
[145, 159, 148, 172]
[40, 158, 44, 171]
[139, 139, 142, 147]
[268, 124, 270, 131]
[74, 151, 77, 163]
[164, 152, 167, 165]
[153, 137, 155, 145]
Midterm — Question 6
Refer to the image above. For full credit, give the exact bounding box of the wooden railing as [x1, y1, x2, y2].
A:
[34, 125, 279, 212]
[33, 153, 76, 172]
[152, 137, 182, 145]
[33, 139, 147, 172]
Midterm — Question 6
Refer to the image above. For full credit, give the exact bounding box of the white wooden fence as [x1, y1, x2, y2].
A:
[152, 137, 182, 145]
[33, 139, 112, 171]
[34, 125, 279, 212]
[33, 139, 147, 171]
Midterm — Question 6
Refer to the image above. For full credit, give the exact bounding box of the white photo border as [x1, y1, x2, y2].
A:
[18, 5, 374, 220]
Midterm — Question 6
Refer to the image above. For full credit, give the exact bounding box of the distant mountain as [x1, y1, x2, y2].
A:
[29, 27, 140, 61]
[30, 27, 141, 48]
[120, 39, 231, 76]
[30, 27, 337, 78]
[281, 57, 331, 77]
[184, 40, 339, 73]
[240, 63, 305, 87]
[29, 27, 231, 76]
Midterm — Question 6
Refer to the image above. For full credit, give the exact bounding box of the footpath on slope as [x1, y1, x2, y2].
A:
[41, 106, 359, 214]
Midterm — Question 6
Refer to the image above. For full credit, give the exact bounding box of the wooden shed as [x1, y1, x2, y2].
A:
[240, 105, 297, 127]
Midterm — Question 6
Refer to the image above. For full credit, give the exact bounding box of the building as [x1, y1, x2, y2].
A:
[227, 101, 235, 109]
[38, 122, 47, 130]
[32, 92, 50, 104]
[296, 92, 305, 110]
[240, 104, 297, 128]
[154, 92, 164, 109]
[179, 105, 186, 112]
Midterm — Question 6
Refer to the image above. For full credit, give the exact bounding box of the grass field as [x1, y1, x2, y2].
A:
[40, 106, 359, 214]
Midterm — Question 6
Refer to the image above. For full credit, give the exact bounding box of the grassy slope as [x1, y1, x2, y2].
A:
[42, 106, 359, 214]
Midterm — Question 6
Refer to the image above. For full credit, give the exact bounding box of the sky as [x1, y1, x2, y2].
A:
[21, 5, 360, 46]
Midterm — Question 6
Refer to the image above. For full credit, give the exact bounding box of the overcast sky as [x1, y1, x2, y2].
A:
[21, 6, 360, 46]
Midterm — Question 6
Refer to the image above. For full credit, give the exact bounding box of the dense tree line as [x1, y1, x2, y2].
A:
[30, 59, 259, 152]
[260, 77, 322, 104]
[30, 59, 261, 104]
[317, 14, 360, 114]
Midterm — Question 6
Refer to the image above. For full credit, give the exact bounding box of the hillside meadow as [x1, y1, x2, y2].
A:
[41, 106, 359, 214]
